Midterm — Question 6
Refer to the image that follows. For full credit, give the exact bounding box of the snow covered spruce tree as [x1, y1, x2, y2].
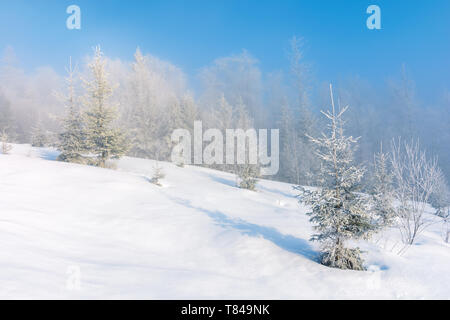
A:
[30, 118, 47, 147]
[126, 49, 159, 159]
[297, 84, 375, 270]
[1, 129, 12, 154]
[57, 58, 86, 164]
[429, 169, 450, 218]
[82, 46, 127, 167]
[151, 161, 165, 187]
[371, 145, 395, 227]
[234, 97, 259, 191]
[426, 168, 450, 243]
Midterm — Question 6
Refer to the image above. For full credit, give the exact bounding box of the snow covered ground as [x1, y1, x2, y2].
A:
[0, 144, 449, 299]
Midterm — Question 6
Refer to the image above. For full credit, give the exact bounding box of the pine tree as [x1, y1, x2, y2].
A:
[31, 117, 47, 147]
[215, 94, 233, 133]
[288, 36, 318, 186]
[429, 169, 450, 217]
[151, 161, 165, 186]
[1, 129, 12, 154]
[297, 84, 375, 270]
[234, 97, 259, 190]
[82, 46, 127, 167]
[278, 104, 302, 184]
[57, 58, 86, 164]
[206, 94, 234, 171]
[371, 145, 395, 227]
[0, 93, 16, 140]
[127, 48, 159, 159]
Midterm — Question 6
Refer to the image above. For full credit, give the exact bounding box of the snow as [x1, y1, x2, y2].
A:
[0, 144, 449, 299]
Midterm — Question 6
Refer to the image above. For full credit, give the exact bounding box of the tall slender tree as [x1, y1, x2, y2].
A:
[298, 84, 375, 270]
[371, 144, 395, 227]
[57, 58, 86, 163]
[83, 46, 127, 167]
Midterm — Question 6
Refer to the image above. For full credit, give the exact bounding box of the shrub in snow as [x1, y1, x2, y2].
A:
[297, 84, 375, 271]
[236, 164, 259, 191]
[390, 139, 440, 250]
[151, 162, 165, 186]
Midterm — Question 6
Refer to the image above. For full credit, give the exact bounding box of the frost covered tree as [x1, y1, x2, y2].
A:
[443, 211, 450, 243]
[30, 117, 47, 147]
[126, 49, 159, 159]
[298, 84, 375, 270]
[428, 170, 450, 243]
[390, 139, 440, 248]
[233, 98, 259, 190]
[277, 104, 302, 184]
[150, 161, 165, 187]
[429, 169, 450, 217]
[166, 93, 198, 161]
[288, 36, 318, 186]
[199, 51, 263, 127]
[371, 145, 395, 227]
[0, 93, 16, 139]
[82, 46, 127, 167]
[1, 129, 12, 154]
[57, 58, 86, 163]
[124, 49, 194, 162]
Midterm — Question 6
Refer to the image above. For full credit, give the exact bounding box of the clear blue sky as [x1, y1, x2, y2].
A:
[0, 0, 449, 95]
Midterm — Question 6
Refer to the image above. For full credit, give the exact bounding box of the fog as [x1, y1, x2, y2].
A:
[0, 41, 449, 183]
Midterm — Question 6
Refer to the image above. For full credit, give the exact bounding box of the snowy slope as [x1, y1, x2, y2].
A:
[0, 144, 449, 299]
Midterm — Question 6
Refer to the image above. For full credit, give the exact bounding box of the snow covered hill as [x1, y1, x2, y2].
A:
[0, 144, 449, 299]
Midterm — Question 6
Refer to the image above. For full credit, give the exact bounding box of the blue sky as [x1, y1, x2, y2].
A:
[0, 0, 449, 96]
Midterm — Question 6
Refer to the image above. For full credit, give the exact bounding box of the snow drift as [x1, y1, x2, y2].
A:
[0, 144, 449, 299]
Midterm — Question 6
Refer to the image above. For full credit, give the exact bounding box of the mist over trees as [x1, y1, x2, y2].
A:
[0, 39, 449, 186]
[0, 37, 449, 270]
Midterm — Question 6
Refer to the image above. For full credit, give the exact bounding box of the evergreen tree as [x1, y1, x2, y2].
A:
[150, 161, 165, 186]
[371, 145, 396, 227]
[82, 46, 127, 167]
[57, 58, 86, 163]
[288, 36, 318, 186]
[234, 97, 259, 190]
[429, 169, 450, 217]
[214, 94, 233, 132]
[0, 129, 12, 154]
[0, 93, 16, 140]
[127, 48, 159, 159]
[298, 84, 375, 270]
[278, 104, 302, 184]
[31, 117, 47, 147]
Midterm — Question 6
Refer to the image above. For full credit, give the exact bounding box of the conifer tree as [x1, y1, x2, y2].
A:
[151, 161, 165, 186]
[127, 48, 158, 159]
[83, 46, 127, 167]
[57, 58, 86, 163]
[1, 129, 12, 154]
[298, 84, 375, 270]
[30, 117, 47, 147]
[371, 145, 396, 227]
[234, 97, 259, 190]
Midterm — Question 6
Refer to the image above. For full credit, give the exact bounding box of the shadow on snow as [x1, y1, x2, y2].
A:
[171, 197, 319, 263]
